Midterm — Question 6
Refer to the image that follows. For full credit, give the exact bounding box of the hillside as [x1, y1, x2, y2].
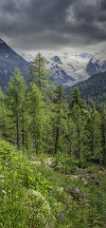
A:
[70, 71, 106, 102]
[0, 46, 106, 228]
[0, 39, 30, 89]
[0, 140, 106, 228]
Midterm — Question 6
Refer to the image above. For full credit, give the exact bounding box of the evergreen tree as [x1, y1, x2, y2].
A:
[27, 83, 45, 153]
[69, 89, 89, 163]
[71, 88, 84, 109]
[20, 97, 30, 150]
[86, 105, 102, 163]
[101, 106, 106, 165]
[51, 86, 67, 154]
[30, 53, 48, 89]
[6, 69, 26, 148]
[65, 114, 76, 155]
[0, 88, 6, 138]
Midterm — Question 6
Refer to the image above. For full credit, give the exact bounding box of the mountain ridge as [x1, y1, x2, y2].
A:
[0, 39, 30, 89]
[69, 71, 106, 103]
[0, 38, 106, 90]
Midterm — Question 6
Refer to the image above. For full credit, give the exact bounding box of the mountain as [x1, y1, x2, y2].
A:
[48, 54, 106, 87]
[47, 52, 90, 85]
[0, 38, 106, 90]
[48, 58, 76, 87]
[0, 39, 84, 88]
[0, 39, 30, 89]
[47, 52, 94, 86]
[69, 71, 106, 102]
[51, 56, 62, 64]
[87, 57, 106, 76]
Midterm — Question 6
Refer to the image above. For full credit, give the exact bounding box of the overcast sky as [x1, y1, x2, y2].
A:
[0, 0, 106, 52]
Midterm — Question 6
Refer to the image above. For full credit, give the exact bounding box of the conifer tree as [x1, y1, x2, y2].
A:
[101, 106, 106, 165]
[6, 69, 26, 148]
[51, 86, 67, 154]
[27, 83, 45, 153]
[69, 89, 89, 163]
[0, 87, 6, 138]
[87, 105, 102, 163]
[66, 114, 76, 155]
[30, 53, 48, 89]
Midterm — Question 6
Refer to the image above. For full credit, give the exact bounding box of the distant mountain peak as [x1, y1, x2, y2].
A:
[0, 39, 9, 54]
[0, 38, 4, 43]
[0, 38, 9, 48]
[51, 56, 62, 64]
[87, 57, 106, 76]
[0, 38, 30, 89]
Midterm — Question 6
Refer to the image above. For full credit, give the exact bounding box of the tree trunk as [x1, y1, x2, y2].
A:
[16, 112, 20, 149]
[54, 127, 60, 154]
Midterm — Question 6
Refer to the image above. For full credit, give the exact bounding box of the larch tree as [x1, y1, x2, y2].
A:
[30, 53, 48, 90]
[27, 83, 45, 153]
[101, 105, 106, 166]
[51, 86, 67, 154]
[6, 69, 26, 148]
[0, 87, 6, 138]
[69, 89, 89, 163]
[87, 105, 103, 163]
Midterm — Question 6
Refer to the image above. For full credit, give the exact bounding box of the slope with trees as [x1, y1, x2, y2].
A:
[0, 53, 106, 227]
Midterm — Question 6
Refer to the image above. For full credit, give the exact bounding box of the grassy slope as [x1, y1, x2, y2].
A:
[0, 140, 106, 228]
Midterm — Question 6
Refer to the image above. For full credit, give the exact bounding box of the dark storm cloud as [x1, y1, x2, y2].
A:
[0, 0, 106, 49]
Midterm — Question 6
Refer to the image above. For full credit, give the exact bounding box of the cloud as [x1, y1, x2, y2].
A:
[0, 0, 106, 50]
[66, 0, 106, 40]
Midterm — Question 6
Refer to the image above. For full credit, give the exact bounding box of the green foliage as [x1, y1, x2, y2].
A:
[0, 59, 106, 227]
[0, 141, 53, 227]
[0, 140, 106, 227]
[27, 83, 45, 153]
[0, 66, 106, 164]
[6, 69, 26, 148]
[30, 53, 49, 90]
[0, 87, 6, 138]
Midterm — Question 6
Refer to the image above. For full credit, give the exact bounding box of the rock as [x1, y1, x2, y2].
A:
[70, 175, 79, 181]
[31, 160, 41, 166]
[81, 177, 88, 186]
[54, 165, 65, 173]
[66, 187, 81, 200]
[58, 212, 65, 222]
[46, 158, 57, 168]
[66, 187, 86, 201]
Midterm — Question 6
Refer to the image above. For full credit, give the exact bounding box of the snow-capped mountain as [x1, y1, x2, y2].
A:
[47, 56, 76, 87]
[45, 52, 91, 86]
[0, 38, 106, 89]
[46, 51, 106, 86]
[23, 49, 92, 78]
[18, 44, 106, 86]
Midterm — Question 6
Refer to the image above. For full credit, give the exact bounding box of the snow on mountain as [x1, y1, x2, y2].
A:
[16, 48, 106, 88]
[48, 59, 76, 87]
[45, 51, 90, 86]
[0, 39, 106, 89]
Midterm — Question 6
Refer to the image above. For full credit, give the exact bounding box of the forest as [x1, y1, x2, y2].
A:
[0, 53, 106, 227]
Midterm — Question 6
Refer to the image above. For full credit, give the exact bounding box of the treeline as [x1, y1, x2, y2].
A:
[0, 53, 106, 166]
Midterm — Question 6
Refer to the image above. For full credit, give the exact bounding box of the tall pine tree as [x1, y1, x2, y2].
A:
[6, 69, 26, 148]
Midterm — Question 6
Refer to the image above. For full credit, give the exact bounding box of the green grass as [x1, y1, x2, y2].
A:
[0, 140, 106, 227]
